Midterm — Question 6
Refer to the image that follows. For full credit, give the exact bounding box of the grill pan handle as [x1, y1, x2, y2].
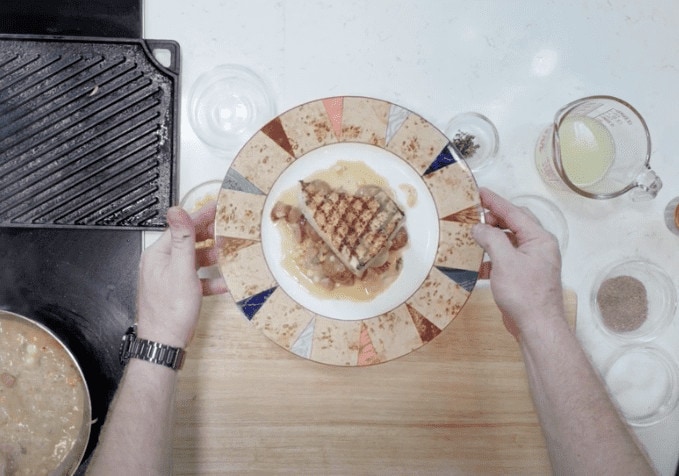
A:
[144, 39, 181, 75]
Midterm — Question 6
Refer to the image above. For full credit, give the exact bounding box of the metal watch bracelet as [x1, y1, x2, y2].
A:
[119, 325, 185, 370]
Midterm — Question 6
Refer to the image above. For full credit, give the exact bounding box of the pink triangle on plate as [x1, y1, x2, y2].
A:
[323, 96, 344, 140]
[357, 322, 379, 366]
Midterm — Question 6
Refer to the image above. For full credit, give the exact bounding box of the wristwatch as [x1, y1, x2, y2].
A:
[119, 325, 185, 370]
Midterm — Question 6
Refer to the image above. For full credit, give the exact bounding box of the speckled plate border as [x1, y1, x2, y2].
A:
[215, 96, 484, 366]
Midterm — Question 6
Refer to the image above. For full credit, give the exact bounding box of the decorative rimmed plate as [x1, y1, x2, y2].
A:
[216, 96, 484, 366]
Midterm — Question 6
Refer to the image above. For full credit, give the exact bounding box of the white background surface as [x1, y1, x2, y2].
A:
[145, 1, 679, 473]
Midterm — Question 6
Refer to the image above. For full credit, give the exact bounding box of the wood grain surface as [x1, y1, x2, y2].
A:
[173, 286, 577, 475]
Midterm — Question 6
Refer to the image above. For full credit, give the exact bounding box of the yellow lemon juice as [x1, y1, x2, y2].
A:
[557, 116, 615, 186]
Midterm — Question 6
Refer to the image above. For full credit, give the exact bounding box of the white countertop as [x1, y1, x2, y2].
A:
[144, 1, 679, 473]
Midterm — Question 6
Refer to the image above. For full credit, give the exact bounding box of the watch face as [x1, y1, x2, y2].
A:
[118, 327, 136, 366]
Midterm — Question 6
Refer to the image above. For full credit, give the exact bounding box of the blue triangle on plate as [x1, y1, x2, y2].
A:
[436, 266, 478, 293]
[423, 145, 457, 175]
[237, 287, 277, 320]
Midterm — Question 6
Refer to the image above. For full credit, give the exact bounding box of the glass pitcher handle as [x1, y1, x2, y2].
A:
[631, 166, 663, 201]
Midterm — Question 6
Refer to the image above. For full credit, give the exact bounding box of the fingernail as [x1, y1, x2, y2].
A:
[166, 206, 180, 222]
[167, 207, 192, 238]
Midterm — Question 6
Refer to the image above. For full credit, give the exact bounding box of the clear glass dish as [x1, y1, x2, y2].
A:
[188, 64, 275, 153]
[510, 194, 569, 254]
[179, 180, 223, 213]
[445, 112, 499, 173]
[590, 258, 677, 343]
[603, 345, 679, 426]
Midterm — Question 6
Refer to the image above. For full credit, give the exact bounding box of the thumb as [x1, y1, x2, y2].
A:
[167, 207, 197, 268]
[472, 223, 515, 262]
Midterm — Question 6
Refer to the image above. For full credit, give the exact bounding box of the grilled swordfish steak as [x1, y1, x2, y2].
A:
[299, 179, 405, 277]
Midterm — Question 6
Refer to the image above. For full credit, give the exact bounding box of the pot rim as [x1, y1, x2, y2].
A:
[0, 309, 92, 475]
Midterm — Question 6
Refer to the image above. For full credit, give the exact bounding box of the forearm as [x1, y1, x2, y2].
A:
[86, 359, 178, 475]
[519, 311, 655, 475]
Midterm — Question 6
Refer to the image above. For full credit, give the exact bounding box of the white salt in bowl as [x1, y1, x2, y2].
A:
[603, 345, 679, 427]
[590, 258, 677, 343]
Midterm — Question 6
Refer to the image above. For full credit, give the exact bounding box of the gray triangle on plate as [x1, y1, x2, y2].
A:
[290, 317, 315, 359]
[222, 167, 265, 195]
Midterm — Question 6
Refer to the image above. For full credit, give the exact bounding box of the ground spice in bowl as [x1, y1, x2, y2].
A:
[596, 275, 648, 332]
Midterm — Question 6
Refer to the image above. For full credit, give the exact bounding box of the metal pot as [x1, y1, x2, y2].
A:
[0, 310, 92, 476]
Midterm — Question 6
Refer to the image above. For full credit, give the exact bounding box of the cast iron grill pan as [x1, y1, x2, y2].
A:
[0, 35, 179, 229]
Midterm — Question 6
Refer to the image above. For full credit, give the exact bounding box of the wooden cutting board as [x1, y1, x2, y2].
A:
[173, 286, 577, 475]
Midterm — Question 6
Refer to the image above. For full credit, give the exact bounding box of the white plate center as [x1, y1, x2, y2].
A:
[261, 142, 439, 321]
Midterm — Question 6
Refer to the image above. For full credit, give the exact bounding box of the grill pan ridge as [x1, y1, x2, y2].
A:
[0, 35, 179, 229]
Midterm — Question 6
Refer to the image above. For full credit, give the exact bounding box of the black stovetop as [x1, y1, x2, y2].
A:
[0, 228, 141, 467]
[0, 1, 147, 471]
[2, 0, 142, 38]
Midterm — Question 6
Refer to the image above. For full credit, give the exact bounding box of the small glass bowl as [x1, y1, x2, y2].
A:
[179, 180, 223, 213]
[590, 258, 677, 343]
[188, 64, 276, 153]
[603, 345, 679, 426]
[445, 112, 499, 172]
[510, 194, 569, 254]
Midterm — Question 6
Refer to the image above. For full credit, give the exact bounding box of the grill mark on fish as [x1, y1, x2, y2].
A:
[299, 180, 404, 276]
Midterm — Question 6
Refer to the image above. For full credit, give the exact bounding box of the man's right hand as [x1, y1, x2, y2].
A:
[472, 187, 565, 340]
